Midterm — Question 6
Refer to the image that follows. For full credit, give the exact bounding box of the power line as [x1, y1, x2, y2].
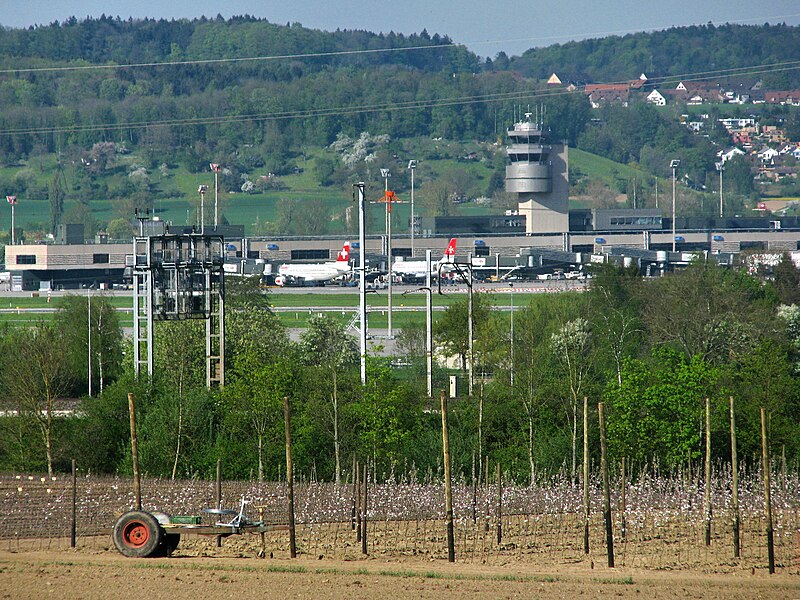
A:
[0, 60, 799, 137]
[0, 41, 460, 75]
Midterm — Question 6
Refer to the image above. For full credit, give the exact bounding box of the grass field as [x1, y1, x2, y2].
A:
[0, 288, 536, 330]
[2, 139, 661, 239]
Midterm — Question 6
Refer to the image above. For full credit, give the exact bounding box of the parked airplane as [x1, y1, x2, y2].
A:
[392, 238, 457, 281]
[274, 242, 352, 286]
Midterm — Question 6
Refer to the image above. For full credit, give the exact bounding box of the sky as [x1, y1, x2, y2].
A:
[1, 1, 800, 58]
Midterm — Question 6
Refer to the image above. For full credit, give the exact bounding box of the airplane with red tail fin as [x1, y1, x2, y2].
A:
[274, 241, 352, 286]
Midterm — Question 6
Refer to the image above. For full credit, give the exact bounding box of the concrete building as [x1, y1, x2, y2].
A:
[505, 114, 569, 235]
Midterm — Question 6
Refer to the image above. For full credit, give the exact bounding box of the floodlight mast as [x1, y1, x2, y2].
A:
[133, 229, 225, 389]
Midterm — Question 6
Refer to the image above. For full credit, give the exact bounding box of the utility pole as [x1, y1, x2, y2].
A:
[380, 169, 393, 338]
[354, 183, 367, 385]
[408, 160, 417, 256]
[198, 185, 208, 233]
[509, 283, 514, 388]
[670, 159, 680, 253]
[426, 250, 433, 397]
[716, 162, 724, 219]
[6, 195, 17, 244]
[87, 287, 92, 397]
[468, 252, 474, 397]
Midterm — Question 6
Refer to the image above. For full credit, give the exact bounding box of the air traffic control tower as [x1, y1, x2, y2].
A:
[505, 114, 569, 234]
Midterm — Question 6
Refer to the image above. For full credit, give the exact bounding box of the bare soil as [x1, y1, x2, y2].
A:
[1, 537, 798, 600]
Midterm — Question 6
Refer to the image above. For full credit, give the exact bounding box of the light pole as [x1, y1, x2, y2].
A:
[6, 195, 17, 244]
[210, 163, 222, 228]
[353, 182, 367, 385]
[425, 250, 433, 397]
[408, 160, 417, 256]
[509, 283, 514, 388]
[197, 185, 208, 233]
[87, 286, 92, 397]
[670, 159, 680, 252]
[380, 168, 394, 338]
[715, 161, 724, 219]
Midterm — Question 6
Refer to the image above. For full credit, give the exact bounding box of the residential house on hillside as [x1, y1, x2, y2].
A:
[585, 83, 631, 108]
[761, 125, 787, 145]
[583, 75, 650, 107]
[718, 147, 746, 163]
[719, 117, 758, 132]
[758, 147, 779, 164]
[547, 73, 562, 86]
[764, 91, 800, 106]
[646, 89, 666, 105]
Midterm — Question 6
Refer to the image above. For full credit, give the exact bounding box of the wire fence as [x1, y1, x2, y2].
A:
[1, 468, 799, 572]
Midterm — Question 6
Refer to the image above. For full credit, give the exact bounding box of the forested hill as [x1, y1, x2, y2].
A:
[509, 23, 800, 88]
[0, 15, 478, 73]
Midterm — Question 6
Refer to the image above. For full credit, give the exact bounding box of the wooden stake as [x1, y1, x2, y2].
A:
[484, 460, 490, 532]
[284, 396, 296, 558]
[583, 395, 590, 555]
[781, 444, 787, 494]
[496, 463, 503, 545]
[127, 393, 141, 511]
[215, 458, 222, 547]
[351, 454, 358, 531]
[729, 397, 740, 558]
[598, 402, 614, 568]
[70, 459, 77, 548]
[761, 406, 775, 574]
[620, 457, 627, 542]
[471, 450, 477, 524]
[704, 397, 712, 546]
[441, 390, 455, 562]
[361, 462, 368, 555]
[356, 462, 362, 542]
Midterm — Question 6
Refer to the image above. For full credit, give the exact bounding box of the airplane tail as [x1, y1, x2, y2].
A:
[335, 241, 351, 263]
[442, 238, 457, 263]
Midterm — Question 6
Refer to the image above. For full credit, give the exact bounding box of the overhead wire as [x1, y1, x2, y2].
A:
[0, 55, 799, 137]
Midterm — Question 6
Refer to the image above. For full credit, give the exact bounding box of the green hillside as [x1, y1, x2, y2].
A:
[2, 141, 672, 239]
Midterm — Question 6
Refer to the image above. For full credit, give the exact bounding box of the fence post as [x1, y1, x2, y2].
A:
[496, 463, 502, 545]
[730, 397, 740, 558]
[361, 462, 368, 555]
[127, 393, 141, 511]
[70, 459, 77, 548]
[215, 459, 222, 547]
[284, 397, 297, 559]
[704, 397, 712, 546]
[620, 457, 627, 542]
[441, 390, 455, 562]
[583, 395, 590, 555]
[356, 461, 362, 542]
[484, 461, 490, 533]
[598, 402, 614, 568]
[471, 451, 477, 524]
[351, 454, 358, 531]
[761, 406, 775, 574]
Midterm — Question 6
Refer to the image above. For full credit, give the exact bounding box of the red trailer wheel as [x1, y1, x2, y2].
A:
[113, 511, 164, 558]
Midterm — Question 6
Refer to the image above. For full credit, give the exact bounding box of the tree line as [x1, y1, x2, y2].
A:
[2, 261, 800, 482]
